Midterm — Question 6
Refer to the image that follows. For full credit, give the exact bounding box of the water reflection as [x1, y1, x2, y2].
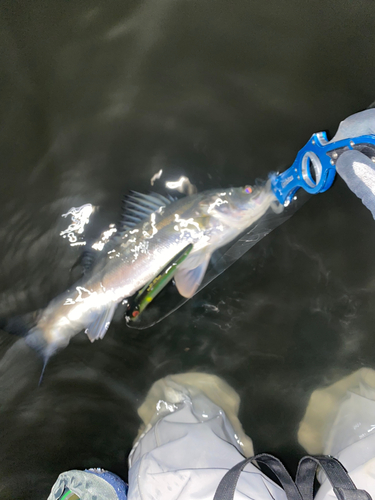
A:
[60, 204, 94, 246]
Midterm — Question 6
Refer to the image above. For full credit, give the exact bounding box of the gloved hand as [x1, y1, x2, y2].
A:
[332, 109, 375, 219]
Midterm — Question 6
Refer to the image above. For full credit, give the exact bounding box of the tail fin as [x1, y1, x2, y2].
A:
[38, 357, 49, 386]
[25, 327, 52, 385]
[1, 313, 51, 384]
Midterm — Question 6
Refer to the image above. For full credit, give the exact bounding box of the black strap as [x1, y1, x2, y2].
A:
[296, 456, 372, 500]
[213, 453, 303, 500]
[214, 454, 372, 500]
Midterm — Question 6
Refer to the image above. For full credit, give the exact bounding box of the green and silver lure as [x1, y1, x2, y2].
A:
[126, 244, 193, 320]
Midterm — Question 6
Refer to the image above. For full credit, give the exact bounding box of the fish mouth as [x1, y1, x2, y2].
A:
[249, 189, 266, 205]
[251, 190, 262, 200]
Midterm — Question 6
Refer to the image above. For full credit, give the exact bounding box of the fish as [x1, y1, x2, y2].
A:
[3, 181, 280, 362]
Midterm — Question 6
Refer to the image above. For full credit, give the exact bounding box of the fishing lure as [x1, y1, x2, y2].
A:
[126, 244, 193, 320]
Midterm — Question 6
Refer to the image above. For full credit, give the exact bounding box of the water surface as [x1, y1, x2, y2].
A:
[1, 1, 375, 497]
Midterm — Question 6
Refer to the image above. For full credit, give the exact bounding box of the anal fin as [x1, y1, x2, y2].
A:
[85, 303, 117, 342]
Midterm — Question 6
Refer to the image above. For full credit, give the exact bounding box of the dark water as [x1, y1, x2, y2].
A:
[2, 1, 375, 498]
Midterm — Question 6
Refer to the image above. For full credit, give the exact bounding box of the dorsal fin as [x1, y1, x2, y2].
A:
[71, 190, 179, 265]
[70, 247, 97, 281]
[119, 191, 177, 232]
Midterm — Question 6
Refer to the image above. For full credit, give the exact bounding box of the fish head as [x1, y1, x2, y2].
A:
[208, 181, 274, 228]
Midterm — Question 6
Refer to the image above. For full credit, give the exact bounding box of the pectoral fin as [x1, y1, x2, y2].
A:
[174, 253, 211, 298]
[85, 303, 117, 342]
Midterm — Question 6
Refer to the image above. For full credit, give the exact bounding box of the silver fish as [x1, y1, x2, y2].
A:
[20, 181, 280, 359]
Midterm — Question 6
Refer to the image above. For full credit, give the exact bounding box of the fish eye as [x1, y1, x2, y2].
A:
[244, 186, 253, 194]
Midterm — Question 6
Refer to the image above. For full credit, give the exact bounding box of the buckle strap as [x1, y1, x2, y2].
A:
[214, 454, 372, 500]
[296, 456, 371, 500]
[213, 453, 303, 500]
